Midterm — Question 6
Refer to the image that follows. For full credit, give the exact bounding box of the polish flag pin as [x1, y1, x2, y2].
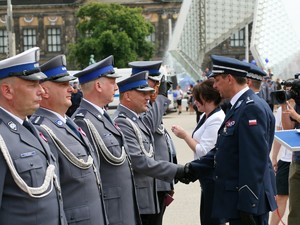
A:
[39, 132, 48, 142]
[78, 127, 86, 136]
[248, 119, 257, 126]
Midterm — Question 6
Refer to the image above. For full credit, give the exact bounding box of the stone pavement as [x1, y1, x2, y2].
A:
[162, 111, 201, 225]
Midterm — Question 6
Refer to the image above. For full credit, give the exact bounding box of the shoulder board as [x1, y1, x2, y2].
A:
[117, 113, 127, 118]
[31, 116, 44, 125]
[74, 109, 87, 118]
[246, 97, 254, 104]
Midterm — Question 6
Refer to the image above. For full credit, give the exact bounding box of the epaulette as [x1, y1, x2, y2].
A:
[74, 109, 87, 118]
[246, 97, 254, 105]
[117, 113, 127, 118]
[31, 116, 44, 125]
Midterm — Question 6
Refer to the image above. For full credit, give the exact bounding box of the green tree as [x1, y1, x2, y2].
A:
[68, 3, 155, 69]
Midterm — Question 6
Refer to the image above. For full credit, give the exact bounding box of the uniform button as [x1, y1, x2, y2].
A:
[252, 203, 256, 207]
[78, 152, 81, 155]
[30, 163, 33, 167]
[215, 176, 218, 179]
[216, 147, 218, 150]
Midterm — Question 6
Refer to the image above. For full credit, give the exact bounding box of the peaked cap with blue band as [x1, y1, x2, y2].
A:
[74, 55, 121, 84]
[0, 47, 46, 81]
[129, 61, 162, 81]
[246, 63, 267, 81]
[117, 71, 155, 93]
[209, 55, 251, 78]
[40, 55, 76, 82]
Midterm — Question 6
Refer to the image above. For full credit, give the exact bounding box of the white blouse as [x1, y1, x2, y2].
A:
[193, 109, 225, 159]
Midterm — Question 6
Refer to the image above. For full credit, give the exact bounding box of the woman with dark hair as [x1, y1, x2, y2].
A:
[171, 78, 225, 225]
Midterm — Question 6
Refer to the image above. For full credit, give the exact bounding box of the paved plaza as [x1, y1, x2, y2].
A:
[162, 110, 201, 225]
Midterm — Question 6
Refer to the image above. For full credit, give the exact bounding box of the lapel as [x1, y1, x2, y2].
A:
[219, 89, 254, 132]
[0, 108, 51, 157]
[33, 108, 85, 145]
[116, 105, 154, 153]
[117, 104, 150, 136]
[80, 100, 121, 136]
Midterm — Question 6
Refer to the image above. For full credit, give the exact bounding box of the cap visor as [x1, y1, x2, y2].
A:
[148, 75, 162, 81]
[105, 73, 122, 78]
[136, 86, 155, 93]
[49, 75, 77, 82]
[208, 73, 218, 78]
[19, 71, 47, 81]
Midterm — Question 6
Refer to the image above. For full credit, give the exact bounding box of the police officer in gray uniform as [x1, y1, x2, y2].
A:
[0, 48, 67, 225]
[114, 71, 190, 225]
[72, 55, 141, 225]
[129, 61, 176, 225]
[30, 55, 108, 225]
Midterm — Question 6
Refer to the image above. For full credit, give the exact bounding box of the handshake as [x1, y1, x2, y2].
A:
[174, 163, 197, 184]
[174, 150, 216, 184]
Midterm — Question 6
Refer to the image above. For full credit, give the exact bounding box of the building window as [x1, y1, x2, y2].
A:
[23, 28, 37, 50]
[0, 29, 8, 53]
[146, 31, 156, 43]
[230, 28, 245, 47]
[47, 28, 61, 52]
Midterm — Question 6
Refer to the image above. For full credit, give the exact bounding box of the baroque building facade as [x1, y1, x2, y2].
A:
[0, 0, 249, 72]
[0, 0, 182, 68]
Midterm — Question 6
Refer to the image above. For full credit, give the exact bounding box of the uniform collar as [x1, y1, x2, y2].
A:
[40, 107, 66, 123]
[230, 86, 249, 108]
[119, 104, 139, 118]
[82, 98, 105, 115]
[0, 106, 24, 124]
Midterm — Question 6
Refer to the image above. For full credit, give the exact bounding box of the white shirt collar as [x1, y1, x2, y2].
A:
[230, 86, 249, 107]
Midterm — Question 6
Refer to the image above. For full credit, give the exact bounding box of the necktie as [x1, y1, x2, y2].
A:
[103, 111, 113, 124]
[227, 102, 232, 114]
[23, 120, 35, 134]
[66, 118, 81, 138]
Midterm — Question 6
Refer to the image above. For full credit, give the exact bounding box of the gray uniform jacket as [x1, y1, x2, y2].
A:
[72, 99, 141, 225]
[113, 104, 178, 214]
[142, 95, 175, 192]
[0, 108, 66, 225]
[31, 108, 108, 225]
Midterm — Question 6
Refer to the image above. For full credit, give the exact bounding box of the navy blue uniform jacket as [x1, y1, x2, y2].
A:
[190, 89, 277, 219]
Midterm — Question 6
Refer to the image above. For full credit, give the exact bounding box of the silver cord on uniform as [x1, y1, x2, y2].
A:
[84, 118, 126, 166]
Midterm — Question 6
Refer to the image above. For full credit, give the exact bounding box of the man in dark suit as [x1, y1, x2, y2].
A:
[208, 55, 277, 224]
[0, 48, 67, 225]
[72, 55, 142, 225]
[30, 55, 108, 225]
